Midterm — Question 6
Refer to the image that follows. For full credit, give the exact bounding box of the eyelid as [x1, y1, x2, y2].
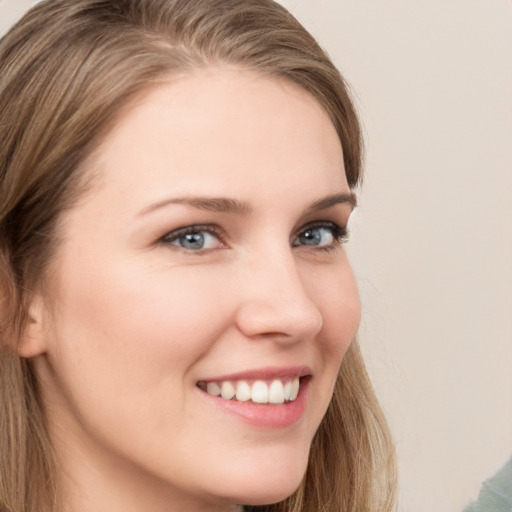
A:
[158, 220, 348, 252]
[160, 224, 226, 246]
[293, 220, 349, 246]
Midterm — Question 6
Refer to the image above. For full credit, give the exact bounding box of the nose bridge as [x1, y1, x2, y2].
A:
[235, 242, 323, 340]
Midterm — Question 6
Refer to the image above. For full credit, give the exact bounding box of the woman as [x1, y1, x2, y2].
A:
[0, 1, 396, 511]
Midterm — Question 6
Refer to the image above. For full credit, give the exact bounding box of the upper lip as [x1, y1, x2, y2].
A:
[198, 365, 312, 383]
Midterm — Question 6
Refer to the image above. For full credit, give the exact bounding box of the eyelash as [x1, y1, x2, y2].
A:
[159, 221, 349, 253]
[160, 224, 225, 249]
[294, 221, 350, 252]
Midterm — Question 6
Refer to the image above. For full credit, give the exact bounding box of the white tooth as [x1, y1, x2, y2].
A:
[221, 381, 235, 400]
[289, 377, 300, 401]
[235, 381, 251, 402]
[269, 379, 285, 404]
[206, 382, 221, 396]
[283, 380, 292, 401]
[251, 380, 269, 403]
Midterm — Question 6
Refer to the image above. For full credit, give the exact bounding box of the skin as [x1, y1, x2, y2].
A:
[23, 68, 361, 512]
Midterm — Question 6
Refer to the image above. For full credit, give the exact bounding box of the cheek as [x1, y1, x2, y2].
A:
[42, 255, 240, 474]
[298, 258, 360, 426]
[73, 282, 192, 344]
[46, 256, 232, 411]
[306, 258, 361, 360]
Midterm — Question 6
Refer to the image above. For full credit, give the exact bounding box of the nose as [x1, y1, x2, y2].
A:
[234, 246, 323, 344]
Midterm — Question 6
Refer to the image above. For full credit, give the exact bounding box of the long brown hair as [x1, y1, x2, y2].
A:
[0, 1, 396, 511]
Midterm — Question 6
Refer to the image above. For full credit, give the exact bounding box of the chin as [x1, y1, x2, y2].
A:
[216, 454, 308, 507]
[238, 485, 301, 508]
[230, 483, 303, 508]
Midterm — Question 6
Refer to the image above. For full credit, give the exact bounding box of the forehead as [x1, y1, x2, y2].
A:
[83, 67, 348, 212]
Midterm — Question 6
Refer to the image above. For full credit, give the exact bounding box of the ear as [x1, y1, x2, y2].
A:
[17, 295, 49, 359]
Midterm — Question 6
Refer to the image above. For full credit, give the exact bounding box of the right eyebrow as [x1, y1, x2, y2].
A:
[137, 196, 253, 217]
[304, 192, 357, 213]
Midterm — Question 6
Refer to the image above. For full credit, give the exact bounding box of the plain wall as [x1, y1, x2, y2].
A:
[1, 1, 511, 511]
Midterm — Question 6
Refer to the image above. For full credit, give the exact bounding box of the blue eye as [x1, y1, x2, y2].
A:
[292, 222, 347, 248]
[161, 226, 223, 251]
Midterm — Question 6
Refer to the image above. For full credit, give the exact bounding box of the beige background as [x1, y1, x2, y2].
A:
[1, 1, 511, 511]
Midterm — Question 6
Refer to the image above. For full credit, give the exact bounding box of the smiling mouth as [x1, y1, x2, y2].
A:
[196, 376, 310, 404]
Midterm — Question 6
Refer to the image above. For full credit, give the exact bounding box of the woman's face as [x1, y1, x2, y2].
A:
[32, 68, 360, 511]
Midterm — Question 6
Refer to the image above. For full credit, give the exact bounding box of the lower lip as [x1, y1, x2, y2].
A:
[198, 378, 310, 429]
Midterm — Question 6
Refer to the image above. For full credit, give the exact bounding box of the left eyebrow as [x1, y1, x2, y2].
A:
[304, 192, 357, 214]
